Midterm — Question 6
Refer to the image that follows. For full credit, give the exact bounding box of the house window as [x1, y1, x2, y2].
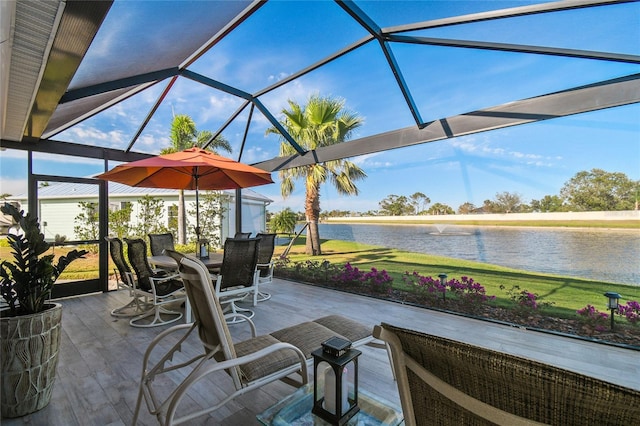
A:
[168, 204, 178, 229]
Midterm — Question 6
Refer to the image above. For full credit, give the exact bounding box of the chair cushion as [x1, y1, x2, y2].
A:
[235, 334, 304, 382]
[270, 321, 348, 359]
[313, 315, 372, 344]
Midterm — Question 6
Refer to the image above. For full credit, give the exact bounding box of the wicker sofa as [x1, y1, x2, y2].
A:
[374, 322, 640, 426]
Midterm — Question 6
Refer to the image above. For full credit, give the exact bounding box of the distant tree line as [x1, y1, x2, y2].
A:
[268, 168, 639, 219]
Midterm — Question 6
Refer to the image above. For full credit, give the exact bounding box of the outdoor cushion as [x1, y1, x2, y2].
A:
[270, 321, 346, 359]
[235, 334, 304, 382]
[270, 315, 374, 359]
[313, 315, 372, 344]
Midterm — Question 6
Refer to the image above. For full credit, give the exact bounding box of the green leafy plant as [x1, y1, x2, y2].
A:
[500, 285, 553, 317]
[0, 203, 87, 316]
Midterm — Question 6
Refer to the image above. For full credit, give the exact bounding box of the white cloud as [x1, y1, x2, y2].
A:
[62, 125, 128, 149]
[0, 178, 27, 197]
[450, 137, 559, 167]
[199, 93, 244, 123]
[351, 152, 395, 169]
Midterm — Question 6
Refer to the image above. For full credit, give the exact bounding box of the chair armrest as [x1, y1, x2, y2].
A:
[140, 323, 197, 371]
[150, 272, 181, 284]
[194, 341, 308, 383]
[223, 313, 257, 337]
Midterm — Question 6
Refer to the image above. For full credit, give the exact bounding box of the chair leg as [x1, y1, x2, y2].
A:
[254, 291, 271, 304]
[221, 300, 254, 324]
[130, 305, 183, 328]
[111, 293, 152, 317]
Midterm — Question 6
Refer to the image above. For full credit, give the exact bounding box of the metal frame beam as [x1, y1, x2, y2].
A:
[383, 0, 634, 33]
[253, 73, 640, 172]
[23, 1, 113, 139]
[336, 0, 424, 127]
[0, 138, 151, 163]
[182, 69, 306, 155]
[386, 35, 640, 64]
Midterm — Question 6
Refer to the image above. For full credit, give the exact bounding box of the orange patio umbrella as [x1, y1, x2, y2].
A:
[97, 147, 273, 239]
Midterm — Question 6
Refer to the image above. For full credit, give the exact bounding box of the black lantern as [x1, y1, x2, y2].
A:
[197, 238, 210, 259]
[312, 337, 361, 425]
[438, 273, 448, 301]
[604, 291, 621, 330]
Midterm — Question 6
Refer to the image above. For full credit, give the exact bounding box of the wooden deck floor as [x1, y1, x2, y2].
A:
[3, 278, 639, 425]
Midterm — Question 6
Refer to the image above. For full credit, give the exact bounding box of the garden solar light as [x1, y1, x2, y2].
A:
[604, 291, 621, 330]
[439, 273, 448, 301]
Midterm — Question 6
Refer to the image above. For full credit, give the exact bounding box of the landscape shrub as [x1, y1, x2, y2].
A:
[448, 276, 495, 314]
[401, 271, 446, 303]
[576, 304, 610, 335]
[274, 258, 636, 345]
[500, 285, 553, 317]
[618, 300, 640, 325]
[331, 263, 393, 295]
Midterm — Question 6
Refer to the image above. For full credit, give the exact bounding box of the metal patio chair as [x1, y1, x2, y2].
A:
[133, 250, 377, 425]
[253, 232, 276, 305]
[106, 236, 149, 317]
[125, 238, 186, 328]
[210, 237, 261, 323]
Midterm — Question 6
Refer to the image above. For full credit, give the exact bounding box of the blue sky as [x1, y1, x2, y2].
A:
[1, 1, 639, 213]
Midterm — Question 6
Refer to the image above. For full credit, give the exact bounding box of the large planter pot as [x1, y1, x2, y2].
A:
[1, 303, 62, 418]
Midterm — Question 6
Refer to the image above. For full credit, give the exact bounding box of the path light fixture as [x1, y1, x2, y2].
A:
[438, 273, 448, 301]
[604, 291, 621, 330]
[312, 337, 360, 425]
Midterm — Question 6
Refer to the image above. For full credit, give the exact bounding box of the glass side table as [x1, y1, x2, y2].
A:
[257, 383, 403, 426]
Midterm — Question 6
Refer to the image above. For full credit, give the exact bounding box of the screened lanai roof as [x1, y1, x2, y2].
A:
[1, 0, 639, 171]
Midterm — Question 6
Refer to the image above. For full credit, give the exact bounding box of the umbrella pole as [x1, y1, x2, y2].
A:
[195, 170, 200, 242]
[195, 189, 200, 241]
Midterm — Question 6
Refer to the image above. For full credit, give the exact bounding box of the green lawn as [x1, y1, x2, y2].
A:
[2, 236, 639, 322]
[274, 237, 640, 320]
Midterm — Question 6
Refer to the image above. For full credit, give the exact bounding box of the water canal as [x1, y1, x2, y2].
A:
[295, 223, 640, 286]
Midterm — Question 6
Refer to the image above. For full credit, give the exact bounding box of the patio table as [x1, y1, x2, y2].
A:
[148, 252, 223, 270]
[148, 252, 224, 323]
[257, 382, 403, 425]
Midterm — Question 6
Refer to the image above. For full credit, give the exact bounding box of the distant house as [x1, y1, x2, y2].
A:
[9, 182, 272, 245]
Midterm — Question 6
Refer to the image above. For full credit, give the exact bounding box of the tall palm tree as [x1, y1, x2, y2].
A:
[267, 95, 366, 255]
[161, 114, 232, 244]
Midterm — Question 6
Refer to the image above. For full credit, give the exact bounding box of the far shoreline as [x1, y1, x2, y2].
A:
[321, 210, 640, 230]
[321, 220, 640, 232]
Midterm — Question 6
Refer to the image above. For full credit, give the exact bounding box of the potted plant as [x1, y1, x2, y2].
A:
[0, 202, 87, 418]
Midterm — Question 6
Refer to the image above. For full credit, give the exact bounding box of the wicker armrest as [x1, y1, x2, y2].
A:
[374, 323, 640, 426]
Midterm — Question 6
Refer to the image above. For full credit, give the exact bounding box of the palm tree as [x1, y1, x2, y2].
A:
[267, 95, 366, 255]
[161, 114, 232, 244]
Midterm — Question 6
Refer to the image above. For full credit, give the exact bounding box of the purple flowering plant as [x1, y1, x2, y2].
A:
[401, 272, 494, 312]
[332, 263, 393, 294]
[500, 285, 552, 317]
[577, 304, 610, 334]
[402, 271, 447, 302]
[448, 276, 495, 313]
[618, 300, 640, 325]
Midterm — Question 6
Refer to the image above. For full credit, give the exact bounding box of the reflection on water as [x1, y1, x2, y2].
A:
[299, 223, 640, 286]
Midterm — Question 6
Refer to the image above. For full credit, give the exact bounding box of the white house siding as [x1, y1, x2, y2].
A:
[10, 182, 272, 243]
[39, 198, 89, 240]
